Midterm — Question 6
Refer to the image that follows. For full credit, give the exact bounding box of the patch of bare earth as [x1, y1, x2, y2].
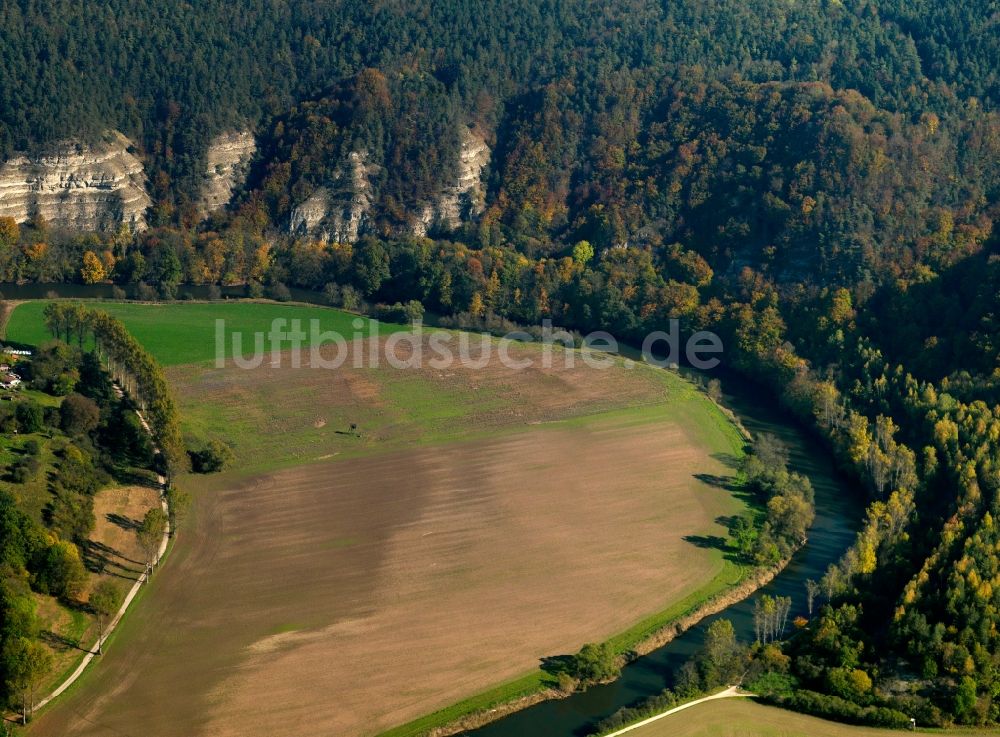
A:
[30, 415, 737, 737]
[34, 485, 160, 701]
[85, 485, 161, 587]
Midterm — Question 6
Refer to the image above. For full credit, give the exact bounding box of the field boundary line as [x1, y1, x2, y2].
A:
[32, 397, 170, 715]
[600, 686, 751, 737]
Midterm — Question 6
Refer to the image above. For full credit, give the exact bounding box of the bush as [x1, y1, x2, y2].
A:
[60, 393, 100, 436]
[189, 439, 234, 473]
[593, 688, 692, 734]
[340, 285, 362, 311]
[9, 457, 40, 484]
[268, 282, 292, 302]
[54, 444, 103, 495]
[746, 671, 797, 697]
[827, 667, 873, 703]
[32, 539, 87, 599]
[322, 282, 341, 306]
[134, 282, 158, 301]
[373, 300, 425, 324]
[46, 489, 95, 542]
[570, 642, 620, 685]
[768, 689, 912, 730]
[15, 401, 43, 433]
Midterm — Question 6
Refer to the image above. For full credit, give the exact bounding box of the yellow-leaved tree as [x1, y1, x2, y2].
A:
[81, 250, 107, 284]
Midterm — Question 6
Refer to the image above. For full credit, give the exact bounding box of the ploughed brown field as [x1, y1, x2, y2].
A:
[29, 339, 745, 737]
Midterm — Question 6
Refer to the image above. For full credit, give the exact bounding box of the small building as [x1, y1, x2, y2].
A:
[0, 373, 21, 389]
[0, 346, 32, 357]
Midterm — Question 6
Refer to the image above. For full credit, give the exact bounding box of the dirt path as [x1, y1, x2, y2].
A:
[602, 686, 752, 736]
[31, 398, 170, 716]
[0, 299, 23, 340]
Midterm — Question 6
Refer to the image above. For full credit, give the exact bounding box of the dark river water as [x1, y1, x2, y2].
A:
[0, 282, 294, 301]
[464, 375, 862, 737]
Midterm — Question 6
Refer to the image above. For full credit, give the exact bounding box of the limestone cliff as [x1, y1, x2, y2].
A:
[0, 131, 151, 232]
[401, 127, 491, 238]
[289, 151, 378, 243]
[288, 128, 490, 243]
[435, 127, 490, 230]
[197, 130, 256, 219]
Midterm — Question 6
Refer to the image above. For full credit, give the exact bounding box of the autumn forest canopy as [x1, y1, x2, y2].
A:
[1, 0, 1000, 730]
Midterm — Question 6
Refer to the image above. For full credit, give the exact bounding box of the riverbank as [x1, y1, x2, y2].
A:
[378, 387, 790, 737]
[379, 552, 795, 737]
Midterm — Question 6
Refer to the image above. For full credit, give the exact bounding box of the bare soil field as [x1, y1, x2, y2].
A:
[29, 339, 746, 737]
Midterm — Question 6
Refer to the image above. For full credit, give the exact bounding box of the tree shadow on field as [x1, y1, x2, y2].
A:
[111, 468, 159, 487]
[39, 629, 89, 654]
[693, 473, 754, 505]
[107, 512, 141, 532]
[694, 472, 736, 490]
[682, 534, 728, 550]
[82, 539, 144, 578]
[711, 452, 742, 469]
[82, 539, 116, 574]
[714, 514, 741, 529]
[539, 654, 576, 677]
[682, 533, 741, 564]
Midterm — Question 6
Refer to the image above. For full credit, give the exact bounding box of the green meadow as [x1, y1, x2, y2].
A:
[3, 300, 399, 366]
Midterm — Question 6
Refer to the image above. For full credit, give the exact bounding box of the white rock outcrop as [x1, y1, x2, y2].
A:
[401, 127, 491, 237]
[437, 127, 490, 229]
[198, 130, 256, 219]
[289, 127, 490, 242]
[0, 131, 151, 232]
[289, 151, 378, 243]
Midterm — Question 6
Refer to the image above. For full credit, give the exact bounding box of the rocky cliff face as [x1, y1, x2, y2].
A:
[289, 128, 490, 243]
[434, 127, 491, 230]
[289, 151, 378, 243]
[402, 128, 491, 238]
[197, 130, 256, 219]
[0, 131, 151, 232]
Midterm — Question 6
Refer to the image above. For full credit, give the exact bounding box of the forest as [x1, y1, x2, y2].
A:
[0, 0, 999, 728]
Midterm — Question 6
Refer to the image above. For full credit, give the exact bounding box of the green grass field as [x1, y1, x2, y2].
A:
[3, 300, 401, 366]
[625, 698, 997, 736]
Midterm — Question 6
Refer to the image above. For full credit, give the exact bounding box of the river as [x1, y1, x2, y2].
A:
[464, 375, 862, 737]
